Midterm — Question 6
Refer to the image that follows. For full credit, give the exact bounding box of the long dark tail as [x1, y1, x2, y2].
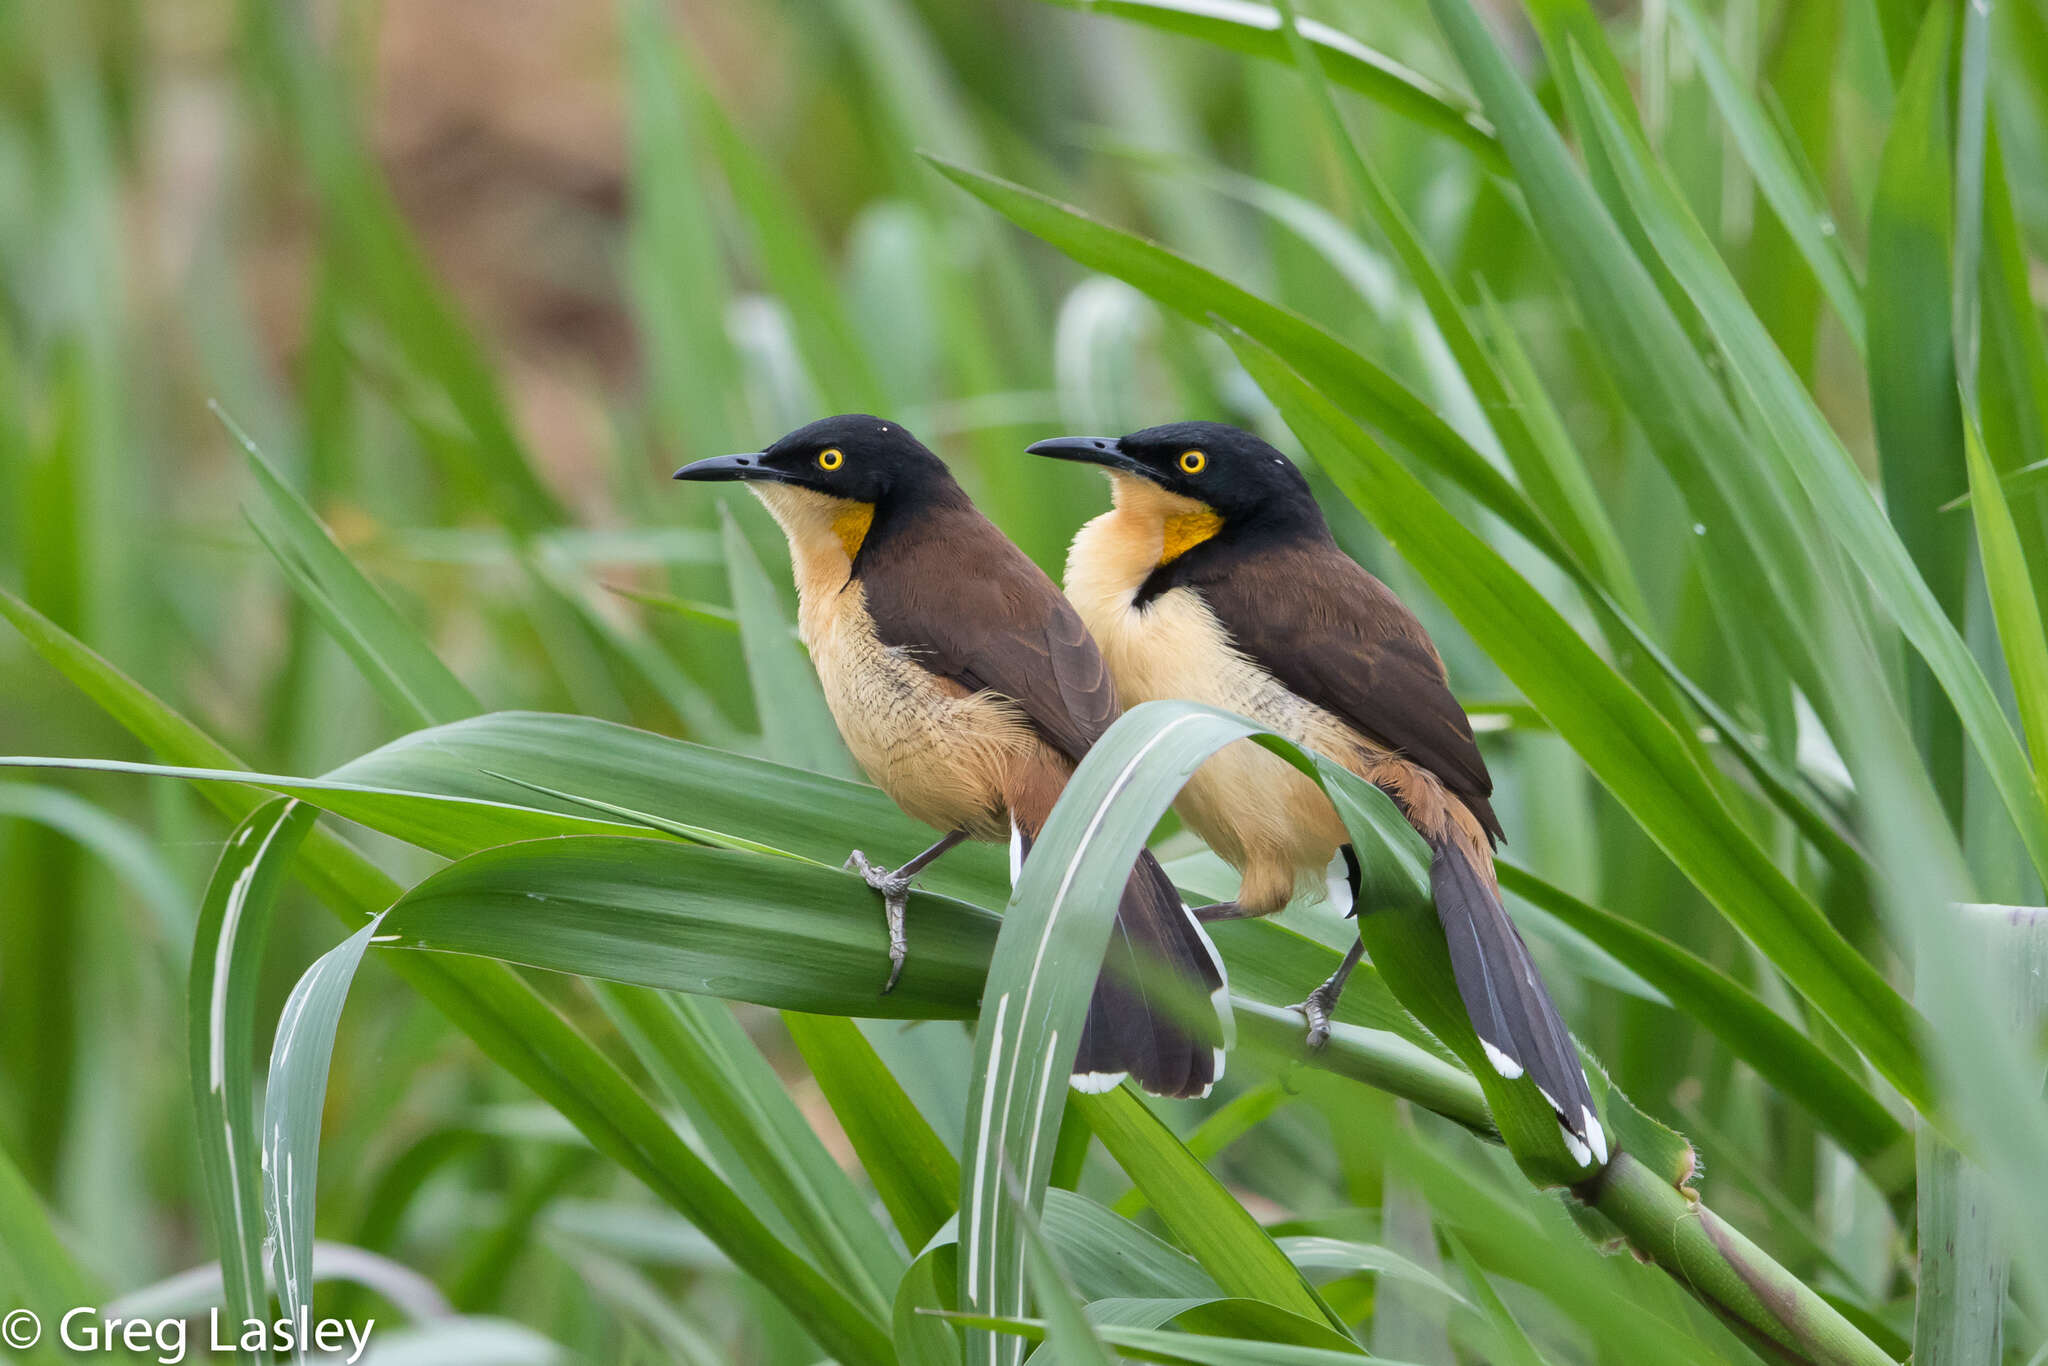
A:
[1013, 824, 1228, 1099]
[1423, 839, 1607, 1168]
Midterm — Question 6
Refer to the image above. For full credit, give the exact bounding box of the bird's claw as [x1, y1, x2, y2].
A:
[846, 850, 913, 994]
[1292, 987, 1339, 1050]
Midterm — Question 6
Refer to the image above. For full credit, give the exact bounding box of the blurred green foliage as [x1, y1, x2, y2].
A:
[3, 0, 2047, 1361]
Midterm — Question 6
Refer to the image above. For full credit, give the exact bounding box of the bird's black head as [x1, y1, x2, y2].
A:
[1027, 421, 1321, 532]
[672, 414, 951, 505]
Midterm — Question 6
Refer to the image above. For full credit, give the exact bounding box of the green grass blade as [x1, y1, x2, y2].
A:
[261, 912, 896, 1366]
[0, 1134, 102, 1358]
[1223, 327, 1934, 1117]
[1, 586, 902, 1365]
[1033, 0, 1504, 171]
[596, 987, 904, 1317]
[1498, 862, 1908, 1177]
[1563, 52, 2048, 882]
[785, 1011, 962, 1251]
[188, 797, 316, 1366]
[221, 406, 481, 729]
[1668, 0, 1866, 350]
[381, 836, 997, 1019]
[1867, 3, 1968, 801]
[1977, 123, 2048, 620]
[1962, 416, 2048, 783]
[1076, 1089, 1343, 1334]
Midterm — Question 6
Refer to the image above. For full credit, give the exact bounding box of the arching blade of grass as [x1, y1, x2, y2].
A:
[596, 987, 904, 1319]
[1667, 0, 1865, 350]
[223, 406, 480, 729]
[1563, 50, 2048, 881]
[1030, 0, 1504, 172]
[1497, 861, 1908, 1181]
[2, 748, 1442, 1062]
[1224, 326, 1933, 1119]
[784, 1010, 962, 1250]
[0, 590, 899, 1365]
[261, 910, 896, 1366]
[1866, 4, 1967, 807]
[1963, 419, 2048, 773]
[0, 1134, 103, 1359]
[1075, 1089, 1343, 1335]
[958, 698, 1791, 1338]
[188, 797, 317, 1366]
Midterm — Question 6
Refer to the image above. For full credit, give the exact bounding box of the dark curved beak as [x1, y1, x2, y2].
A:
[672, 452, 791, 483]
[1025, 435, 1156, 480]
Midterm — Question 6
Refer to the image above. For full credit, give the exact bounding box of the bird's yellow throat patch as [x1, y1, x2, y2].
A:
[832, 502, 876, 560]
[1160, 508, 1224, 564]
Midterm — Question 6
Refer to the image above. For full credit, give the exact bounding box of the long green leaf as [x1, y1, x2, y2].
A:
[785, 1011, 962, 1250]
[189, 798, 317, 1366]
[1077, 1089, 1346, 1334]
[1867, 3, 1967, 809]
[1498, 861, 1907, 1175]
[1667, 0, 1865, 349]
[222, 406, 480, 729]
[596, 987, 903, 1317]
[1563, 49, 2048, 882]
[0, 590, 898, 1366]
[1963, 414, 2048, 774]
[1033, 0, 1504, 171]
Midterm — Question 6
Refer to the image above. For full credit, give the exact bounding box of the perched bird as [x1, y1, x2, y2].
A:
[674, 415, 1228, 1098]
[1029, 421, 1604, 1165]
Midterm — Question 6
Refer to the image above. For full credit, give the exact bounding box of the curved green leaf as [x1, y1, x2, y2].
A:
[1035, 0, 1502, 171]
[190, 798, 317, 1366]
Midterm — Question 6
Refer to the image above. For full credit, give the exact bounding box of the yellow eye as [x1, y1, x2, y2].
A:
[818, 448, 844, 471]
[1179, 449, 1206, 474]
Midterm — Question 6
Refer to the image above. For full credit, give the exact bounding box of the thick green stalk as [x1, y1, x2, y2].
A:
[1283, 1001, 1897, 1365]
[1577, 1155, 1899, 1366]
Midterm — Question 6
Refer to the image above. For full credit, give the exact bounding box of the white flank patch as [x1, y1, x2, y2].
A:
[1323, 850, 1355, 916]
[1008, 819, 1025, 887]
[1583, 1109, 1609, 1166]
[1068, 1070, 1127, 1094]
[1559, 1124, 1593, 1168]
[1482, 1040, 1524, 1080]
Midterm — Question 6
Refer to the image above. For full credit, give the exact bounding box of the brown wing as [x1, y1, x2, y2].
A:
[1185, 537, 1501, 842]
[858, 500, 1119, 763]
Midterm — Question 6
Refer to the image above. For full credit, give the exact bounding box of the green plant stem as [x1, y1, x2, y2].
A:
[1276, 1002, 1897, 1365]
[1576, 1154, 1900, 1366]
